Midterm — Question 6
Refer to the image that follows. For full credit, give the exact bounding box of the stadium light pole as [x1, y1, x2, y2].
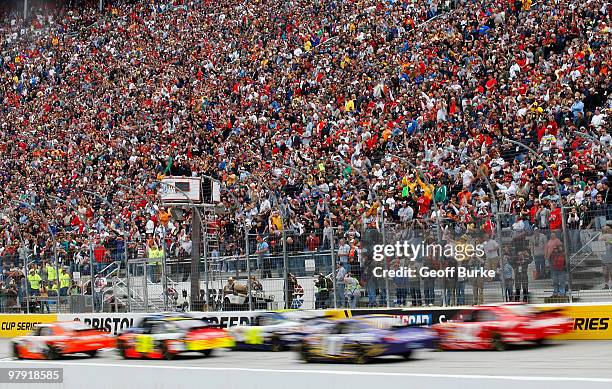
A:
[282, 164, 337, 309]
[83, 190, 131, 312]
[238, 169, 291, 310]
[503, 137, 572, 302]
[118, 182, 207, 311]
[331, 156, 390, 308]
[443, 147, 507, 303]
[200, 175, 255, 312]
[158, 180, 215, 311]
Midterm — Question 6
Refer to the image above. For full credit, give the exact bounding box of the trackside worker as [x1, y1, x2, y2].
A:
[46, 262, 57, 285]
[147, 245, 163, 283]
[28, 269, 42, 296]
[59, 268, 71, 296]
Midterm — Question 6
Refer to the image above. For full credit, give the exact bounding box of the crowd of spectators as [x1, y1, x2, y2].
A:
[0, 0, 610, 310]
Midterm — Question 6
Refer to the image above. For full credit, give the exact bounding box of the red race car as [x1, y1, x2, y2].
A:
[12, 322, 116, 360]
[433, 303, 573, 351]
[116, 314, 235, 360]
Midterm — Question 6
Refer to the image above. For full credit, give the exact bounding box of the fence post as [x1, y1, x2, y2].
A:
[245, 228, 253, 311]
[125, 243, 131, 312]
[563, 206, 573, 303]
[143, 260, 149, 312]
[382, 213, 390, 308]
[89, 244, 95, 313]
[331, 226, 337, 309]
[283, 229, 289, 309]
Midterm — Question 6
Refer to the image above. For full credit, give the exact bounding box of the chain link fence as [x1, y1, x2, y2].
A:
[2, 206, 610, 314]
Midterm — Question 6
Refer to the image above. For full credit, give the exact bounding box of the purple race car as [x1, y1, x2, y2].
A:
[299, 315, 438, 364]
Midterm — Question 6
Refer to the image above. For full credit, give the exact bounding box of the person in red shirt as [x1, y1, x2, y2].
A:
[305, 231, 321, 252]
[549, 203, 562, 231]
[416, 191, 431, 217]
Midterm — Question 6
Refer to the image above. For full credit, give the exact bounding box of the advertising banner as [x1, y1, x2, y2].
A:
[0, 314, 58, 338]
[538, 304, 612, 340]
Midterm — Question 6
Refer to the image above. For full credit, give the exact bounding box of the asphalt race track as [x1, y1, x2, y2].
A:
[1, 340, 611, 389]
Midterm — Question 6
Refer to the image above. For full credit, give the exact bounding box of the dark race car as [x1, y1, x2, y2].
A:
[117, 314, 235, 359]
[299, 315, 438, 363]
[433, 303, 573, 350]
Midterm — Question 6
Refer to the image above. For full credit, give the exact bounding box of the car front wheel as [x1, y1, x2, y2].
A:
[490, 333, 506, 351]
[160, 342, 175, 360]
[44, 346, 60, 360]
[300, 342, 313, 363]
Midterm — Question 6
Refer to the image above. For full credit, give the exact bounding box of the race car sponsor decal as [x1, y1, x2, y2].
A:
[348, 308, 460, 325]
[243, 327, 264, 345]
[0, 315, 58, 338]
[535, 304, 612, 340]
[134, 334, 155, 353]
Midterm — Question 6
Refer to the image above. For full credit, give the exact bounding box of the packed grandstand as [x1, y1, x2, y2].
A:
[0, 0, 610, 313]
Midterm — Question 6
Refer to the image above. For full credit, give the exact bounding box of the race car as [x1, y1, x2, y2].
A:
[12, 322, 115, 360]
[228, 312, 305, 351]
[299, 315, 438, 363]
[116, 314, 235, 359]
[432, 303, 573, 351]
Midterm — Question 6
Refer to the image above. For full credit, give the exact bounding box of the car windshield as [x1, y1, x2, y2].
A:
[171, 319, 208, 330]
[58, 322, 93, 331]
[357, 316, 401, 329]
[452, 310, 475, 322]
[258, 314, 285, 326]
[502, 304, 536, 317]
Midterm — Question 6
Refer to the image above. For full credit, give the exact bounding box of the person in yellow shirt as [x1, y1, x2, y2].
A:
[59, 268, 71, 296]
[46, 262, 57, 284]
[147, 244, 164, 283]
[159, 207, 170, 226]
[27, 269, 42, 296]
[344, 98, 355, 112]
[269, 210, 283, 231]
[415, 174, 434, 199]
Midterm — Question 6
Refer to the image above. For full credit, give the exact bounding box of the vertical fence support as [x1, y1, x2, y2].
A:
[143, 261, 149, 312]
[125, 244, 131, 312]
[282, 229, 289, 309]
[89, 244, 95, 313]
[191, 209, 201, 311]
[245, 228, 253, 311]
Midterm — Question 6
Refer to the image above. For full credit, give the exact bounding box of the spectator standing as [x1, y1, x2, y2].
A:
[335, 262, 347, 308]
[255, 235, 271, 278]
[546, 233, 567, 297]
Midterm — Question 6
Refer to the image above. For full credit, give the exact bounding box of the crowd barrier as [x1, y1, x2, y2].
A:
[1, 303, 611, 339]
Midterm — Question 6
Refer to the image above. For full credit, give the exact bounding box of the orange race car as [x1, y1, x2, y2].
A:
[12, 321, 116, 360]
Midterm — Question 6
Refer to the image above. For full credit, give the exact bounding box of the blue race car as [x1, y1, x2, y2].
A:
[299, 315, 438, 363]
